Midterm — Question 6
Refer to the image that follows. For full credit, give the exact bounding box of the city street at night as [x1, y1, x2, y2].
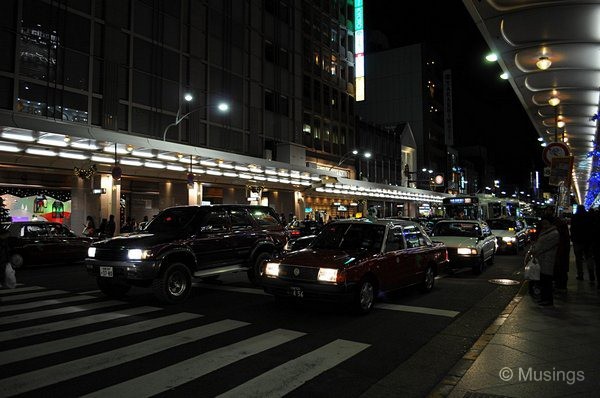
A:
[1, 253, 524, 397]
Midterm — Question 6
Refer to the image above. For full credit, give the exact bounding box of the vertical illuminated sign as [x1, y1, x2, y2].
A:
[355, 0, 365, 101]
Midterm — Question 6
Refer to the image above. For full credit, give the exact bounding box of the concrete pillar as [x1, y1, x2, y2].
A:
[100, 174, 121, 233]
[294, 191, 304, 221]
[188, 182, 203, 205]
[71, 176, 100, 236]
[159, 182, 174, 210]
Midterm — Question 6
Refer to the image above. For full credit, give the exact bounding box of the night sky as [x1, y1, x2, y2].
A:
[364, 1, 544, 190]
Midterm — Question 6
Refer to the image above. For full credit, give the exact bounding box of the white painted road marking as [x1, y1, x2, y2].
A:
[374, 303, 459, 318]
[0, 319, 249, 397]
[0, 300, 124, 324]
[1, 290, 70, 302]
[217, 339, 370, 398]
[0, 312, 203, 366]
[82, 328, 305, 398]
[0, 295, 98, 313]
[0, 306, 159, 341]
[0, 286, 45, 295]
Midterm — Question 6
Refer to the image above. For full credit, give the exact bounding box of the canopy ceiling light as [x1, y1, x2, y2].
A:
[548, 97, 560, 106]
[536, 56, 551, 70]
[557, 120, 566, 128]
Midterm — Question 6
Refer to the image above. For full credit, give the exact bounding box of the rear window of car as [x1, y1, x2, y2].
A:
[432, 222, 481, 237]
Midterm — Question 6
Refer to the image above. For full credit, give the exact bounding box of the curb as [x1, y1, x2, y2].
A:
[426, 281, 529, 398]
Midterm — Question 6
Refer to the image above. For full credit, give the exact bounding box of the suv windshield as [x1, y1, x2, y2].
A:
[144, 207, 201, 234]
[432, 222, 480, 237]
[487, 219, 516, 230]
[311, 223, 385, 251]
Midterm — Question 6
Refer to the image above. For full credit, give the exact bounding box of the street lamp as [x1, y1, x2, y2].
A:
[163, 93, 229, 141]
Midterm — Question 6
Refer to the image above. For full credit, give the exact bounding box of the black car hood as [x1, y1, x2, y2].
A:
[93, 232, 182, 249]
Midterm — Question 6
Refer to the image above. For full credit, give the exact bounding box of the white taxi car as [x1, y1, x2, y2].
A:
[430, 219, 497, 274]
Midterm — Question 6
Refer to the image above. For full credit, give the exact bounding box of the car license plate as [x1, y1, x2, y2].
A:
[99, 266, 113, 277]
[290, 287, 304, 298]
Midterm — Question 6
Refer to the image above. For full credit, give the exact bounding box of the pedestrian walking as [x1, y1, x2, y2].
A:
[570, 205, 595, 281]
[97, 218, 108, 237]
[545, 209, 570, 291]
[0, 229, 16, 290]
[530, 218, 560, 306]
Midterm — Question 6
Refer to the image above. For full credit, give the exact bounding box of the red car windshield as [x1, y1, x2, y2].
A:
[311, 223, 385, 251]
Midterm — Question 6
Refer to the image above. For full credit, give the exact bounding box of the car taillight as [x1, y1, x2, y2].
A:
[336, 270, 346, 283]
[444, 249, 449, 262]
[291, 230, 301, 236]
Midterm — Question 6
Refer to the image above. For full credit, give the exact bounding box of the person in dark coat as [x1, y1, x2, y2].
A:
[570, 205, 595, 281]
[590, 208, 600, 288]
[544, 208, 570, 290]
[97, 218, 108, 237]
[0, 229, 13, 290]
[531, 218, 559, 306]
[107, 215, 116, 237]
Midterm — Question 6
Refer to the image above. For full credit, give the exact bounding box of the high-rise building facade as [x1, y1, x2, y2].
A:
[0, 0, 447, 230]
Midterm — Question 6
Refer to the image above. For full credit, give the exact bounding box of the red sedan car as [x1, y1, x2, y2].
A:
[260, 219, 448, 313]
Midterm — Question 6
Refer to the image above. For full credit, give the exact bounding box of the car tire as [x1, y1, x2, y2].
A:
[247, 252, 272, 285]
[488, 250, 495, 265]
[354, 278, 376, 314]
[96, 277, 131, 298]
[472, 255, 485, 275]
[152, 262, 192, 304]
[420, 266, 435, 292]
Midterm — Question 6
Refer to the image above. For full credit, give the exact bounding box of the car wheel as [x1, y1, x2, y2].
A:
[152, 262, 192, 304]
[420, 266, 435, 292]
[354, 278, 376, 314]
[472, 255, 485, 275]
[96, 277, 131, 298]
[488, 250, 495, 265]
[247, 252, 272, 285]
[10, 253, 24, 269]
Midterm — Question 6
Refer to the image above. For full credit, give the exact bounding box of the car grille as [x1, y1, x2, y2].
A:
[93, 248, 128, 261]
[278, 264, 319, 281]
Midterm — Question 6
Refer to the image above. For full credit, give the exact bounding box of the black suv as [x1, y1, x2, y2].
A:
[85, 205, 286, 303]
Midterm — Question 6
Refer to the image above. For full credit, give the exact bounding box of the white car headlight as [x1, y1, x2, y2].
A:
[127, 249, 152, 260]
[502, 237, 516, 242]
[457, 248, 477, 255]
[264, 262, 280, 277]
[317, 268, 338, 282]
[87, 247, 96, 258]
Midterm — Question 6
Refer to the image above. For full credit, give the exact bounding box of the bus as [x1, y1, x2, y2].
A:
[443, 194, 523, 220]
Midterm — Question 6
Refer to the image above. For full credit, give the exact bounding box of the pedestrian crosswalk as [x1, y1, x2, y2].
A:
[0, 286, 370, 397]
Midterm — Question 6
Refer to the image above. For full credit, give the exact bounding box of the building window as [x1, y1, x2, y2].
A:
[265, 90, 275, 112]
[265, 41, 274, 63]
[279, 95, 289, 116]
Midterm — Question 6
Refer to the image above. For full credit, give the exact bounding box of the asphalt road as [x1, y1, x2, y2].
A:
[1, 251, 526, 398]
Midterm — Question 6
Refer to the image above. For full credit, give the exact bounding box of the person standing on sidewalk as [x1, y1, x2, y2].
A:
[546, 209, 570, 291]
[590, 208, 600, 288]
[570, 205, 595, 281]
[530, 218, 559, 306]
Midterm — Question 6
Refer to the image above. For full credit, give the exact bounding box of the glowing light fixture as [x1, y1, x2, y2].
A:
[536, 56, 551, 70]
[537, 137, 544, 142]
[184, 93, 193, 102]
[485, 53, 498, 62]
[500, 72, 509, 80]
[557, 120, 565, 128]
[548, 97, 560, 106]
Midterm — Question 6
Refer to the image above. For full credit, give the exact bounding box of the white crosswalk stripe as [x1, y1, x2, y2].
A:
[217, 339, 370, 398]
[0, 306, 159, 341]
[0, 319, 249, 396]
[0, 286, 45, 295]
[0, 312, 202, 366]
[0, 295, 98, 313]
[0, 287, 373, 397]
[0, 300, 124, 324]
[0, 289, 70, 302]
[82, 329, 306, 398]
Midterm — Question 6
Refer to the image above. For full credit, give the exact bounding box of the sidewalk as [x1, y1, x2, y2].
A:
[443, 257, 600, 397]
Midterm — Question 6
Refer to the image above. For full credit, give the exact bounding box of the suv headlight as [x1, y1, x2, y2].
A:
[87, 247, 96, 258]
[502, 237, 516, 242]
[127, 249, 152, 260]
[264, 262, 280, 277]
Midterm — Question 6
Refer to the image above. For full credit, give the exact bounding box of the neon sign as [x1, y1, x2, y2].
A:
[355, 0, 365, 101]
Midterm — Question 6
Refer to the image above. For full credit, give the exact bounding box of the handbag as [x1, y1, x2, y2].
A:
[524, 257, 540, 281]
[3, 262, 16, 289]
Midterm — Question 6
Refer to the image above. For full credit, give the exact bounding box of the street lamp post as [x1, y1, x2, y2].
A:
[328, 149, 371, 180]
[163, 93, 229, 141]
